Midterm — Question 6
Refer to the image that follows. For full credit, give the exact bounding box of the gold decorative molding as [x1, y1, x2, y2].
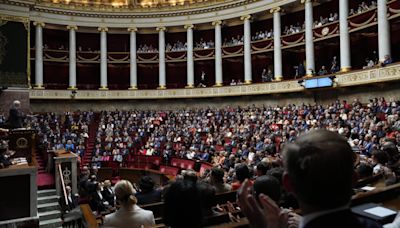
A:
[97, 27, 108, 32]
[212, 20, 222, 26]
[244, 80, 252, 84]
[29, 64, 400, 100]
[0, 15, 29, 24]
[67, 25, 78, 30]
[184, 24, 194, 30]
[340, 67, 351, 73]
[270, 7, 282, 14]
[156, 26, 166, 32]
[127, 27, 138, 32]
[33, 21, 45, 27]
[240, 15, 251, 21]
[301, 0, 314, 4]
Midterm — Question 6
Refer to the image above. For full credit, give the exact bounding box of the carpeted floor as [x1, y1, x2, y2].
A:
[37, 173, 55, 190]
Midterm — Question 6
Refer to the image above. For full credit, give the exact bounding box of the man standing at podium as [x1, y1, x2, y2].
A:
[8, 100, 25, 129]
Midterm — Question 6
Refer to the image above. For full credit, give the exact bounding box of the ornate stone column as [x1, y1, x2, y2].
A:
[157, 27, 167, 89]
[302, 0, 315, 76]
[339, 0, 351, 72]
[34, 22, 45, 89]
[241, 15, 252, 84]
[128, 28, 138, 90]
[67, 25, 78, 89]
[378, 0, 391, 61]
[271, 7, 283, 81]
[98, 27, 108, 90]
[213, 20, 223, 86]
[185, 24, 195, 88]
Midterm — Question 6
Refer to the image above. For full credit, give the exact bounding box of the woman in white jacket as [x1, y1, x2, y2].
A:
[103, 180, 155, 228]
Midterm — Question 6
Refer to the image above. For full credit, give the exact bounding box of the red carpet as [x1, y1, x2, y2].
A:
[37, 173, 55, 190]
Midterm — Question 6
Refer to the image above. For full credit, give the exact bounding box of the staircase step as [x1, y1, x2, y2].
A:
[38, 210, 61, 221]
[38, 195, 59, 204]
[39, 218, 62, 228]
[38, 189, 57, 197]
[38, 202, 59, 213]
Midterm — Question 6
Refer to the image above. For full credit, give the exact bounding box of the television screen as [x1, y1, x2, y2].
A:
[304, 77, 333, 89]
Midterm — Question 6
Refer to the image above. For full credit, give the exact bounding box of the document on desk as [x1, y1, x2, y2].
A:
[364, 206, 397, 218]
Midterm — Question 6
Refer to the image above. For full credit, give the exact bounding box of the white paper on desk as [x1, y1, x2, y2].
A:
[361, 186, 376, 191]
[364, 206, 397, 218]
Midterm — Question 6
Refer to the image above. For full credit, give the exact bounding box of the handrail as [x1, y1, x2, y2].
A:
[58, 163, 69, 208]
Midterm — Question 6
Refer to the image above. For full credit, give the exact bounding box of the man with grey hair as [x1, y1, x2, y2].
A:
[8, 100, 25, 129]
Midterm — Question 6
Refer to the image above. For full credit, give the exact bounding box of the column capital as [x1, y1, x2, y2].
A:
[128, 27, 138, 32]
[156, 26, 166, 32]
[212, 20, 222, 26]
[67, 25, 78, 30]
[301, 0, 315, 4]
[240, 15, 251, 21]
[98, 27, 108, 32]
[184, 24, 194, 30]
[33, 21, 45, 27]
[270, 7, 282, 13]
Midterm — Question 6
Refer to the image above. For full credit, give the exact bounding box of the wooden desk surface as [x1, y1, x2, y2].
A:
[54, 150, 76, 159]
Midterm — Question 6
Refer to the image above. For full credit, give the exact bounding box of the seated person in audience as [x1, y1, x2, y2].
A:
[231, 163, 250, 191]
[363, 58, 375, 69]
[65, 139, 75, 152]
[0, 140, 13, 168]
[135, 176, 162, 205]
[164, 180, 209, 228]
[252, 175, 301, 228]
[102, 180, 115, 207]
[382, 54, 393, 66]
[209, 167, 232, 194]
[261, 68, 268, 82]
[103, 180, 155, 228]
[318, 65, 328, 76]
[90, 182, 109, 213]
[59, 185, 79, 214]
[230, 79, 237, 86]
[238, 129, 383, 228]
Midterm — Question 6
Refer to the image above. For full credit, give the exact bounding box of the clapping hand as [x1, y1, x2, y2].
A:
[237, 179, 288, 228]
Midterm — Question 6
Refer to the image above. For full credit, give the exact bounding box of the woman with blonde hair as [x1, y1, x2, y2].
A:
[103, 180, 155, 228]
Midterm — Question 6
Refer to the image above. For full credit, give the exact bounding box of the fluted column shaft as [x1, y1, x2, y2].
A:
[213, 21, 223, 86]
[157, 27, 166, 89]
[185, 25, 194, 87]
[271, 8, 283, 81]
[99, 27, 108, 89]
[34, 22, 45, 88]
[128, 28, 138, 89]
[304, 0, 315, 75]
[378, 0, 391, 61]
[339, 0, 351, 71]
[68, 25, 77, 89]
[241, 15, 252, 84]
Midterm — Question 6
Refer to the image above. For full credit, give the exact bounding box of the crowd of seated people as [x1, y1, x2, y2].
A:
[137, 44, 158, 53]
[26, 111, 93, 162]
[349, 1, 377, 16]
[223, 35, 243, 47]
[166, 41, 187, 52]
[91, 97, 400, 189]
[195, 38, 215, 50]
[44, 95, 400, 227]
[252, 29, 274, 41]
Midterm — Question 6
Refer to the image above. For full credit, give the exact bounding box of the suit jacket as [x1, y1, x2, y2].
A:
[103, 205, 155, 228]
[135, 189, 162, 205]
[59, 194, 79, 213]
[8, 108, 24, 129]
[102, 188, 115, 207]
[90, 191, 107, 212]
[304, 209, 383, 228]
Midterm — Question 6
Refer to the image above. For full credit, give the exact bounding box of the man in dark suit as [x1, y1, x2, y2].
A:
[239, 129, 383, 228]
[59, 186, 79, 213]
[8, 100, 25, 129]
[135, 176, 162, 205]
[101, 180, 115, 207]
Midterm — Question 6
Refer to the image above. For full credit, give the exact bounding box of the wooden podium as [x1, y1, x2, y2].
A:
[8, 129, 36, 164]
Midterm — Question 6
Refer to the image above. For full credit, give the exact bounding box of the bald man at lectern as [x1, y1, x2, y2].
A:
[8, 100, 25, 129]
